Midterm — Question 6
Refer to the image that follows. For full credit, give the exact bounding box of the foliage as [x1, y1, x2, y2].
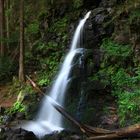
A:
[101, 39, 132, 59]
[73, 0, 83, 9]
[26, 21, 39, 35]
[118, 90, 140, 126]
[34, 41, 62, 86]
[111, 68, 134, 91]
[129, 8, 140, 23]
[37, 71, 50, 86]
[48, 17, 69, 35]
[37, 57, 58, 86]
[8, 101, 26, 114]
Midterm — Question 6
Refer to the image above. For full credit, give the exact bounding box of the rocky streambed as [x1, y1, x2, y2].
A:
[0, 126, 83, 140]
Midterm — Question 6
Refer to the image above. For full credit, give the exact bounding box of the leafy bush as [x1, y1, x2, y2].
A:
[37, 71, 51, 86]
[35, 41, 61, 86]
[49, 17, 68, 35]
[118, 90, 140, 126]
[73, 0, 83, 9]
[26, 21, 39, 35]
[8, 101, 26, 114]
[129, 8, 140, 23]
[37, 57, 58, 86]
[101, 39, 132, 58]
[111, 68, 133, 90]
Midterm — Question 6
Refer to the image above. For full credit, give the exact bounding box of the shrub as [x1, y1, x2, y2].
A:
[101, 39, 132, 58]
[8, 101, 26, 114]
[118, 90, 140, 126]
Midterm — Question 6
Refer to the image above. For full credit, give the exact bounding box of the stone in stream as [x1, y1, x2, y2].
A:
[42, 130, 83, 140]
[0, 127, 38, 140]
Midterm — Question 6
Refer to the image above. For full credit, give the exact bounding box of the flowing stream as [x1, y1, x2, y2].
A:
[22, 11, 91, 137]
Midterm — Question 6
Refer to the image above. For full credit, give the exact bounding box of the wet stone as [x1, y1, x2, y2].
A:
[0, 106, 5, 114]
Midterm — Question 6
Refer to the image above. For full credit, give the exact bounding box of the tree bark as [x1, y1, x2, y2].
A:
[0, 0, 5, 56]
[6, 0, 10, 51]
[19, 0, 25, 83]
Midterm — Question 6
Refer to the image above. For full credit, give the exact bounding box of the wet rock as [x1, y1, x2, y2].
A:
[3, 115, 13, 124]
[0, 106, 5, 114]
[70, 135, 81, 140]
[116, 0, 127, 4]
[114, 32, 130, 44]
[84, 7, 114, 50]
[83, 0, 102, 9]
[42, 130, 83, 140]
[16, 112, 25, 120]
[100, 0, 117, 8]
[87, 80, 106, 91]
[0, 128, 38, 140]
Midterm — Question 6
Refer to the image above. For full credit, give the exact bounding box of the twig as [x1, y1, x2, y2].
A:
[25, 75, 44, 95]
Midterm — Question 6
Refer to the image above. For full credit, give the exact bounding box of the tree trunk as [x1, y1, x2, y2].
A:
[0, 0, 5, 56]
[6, 0, 10, 52]
[19, 0, 25, 83]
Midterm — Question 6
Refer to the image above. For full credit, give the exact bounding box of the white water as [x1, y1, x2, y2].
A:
[21, 11, 91, 137]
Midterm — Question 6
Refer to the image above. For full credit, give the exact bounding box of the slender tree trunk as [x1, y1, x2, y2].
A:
[0, 0, 5, 56]
[19, 0, 25, 83]
[6, 0, 10, 52]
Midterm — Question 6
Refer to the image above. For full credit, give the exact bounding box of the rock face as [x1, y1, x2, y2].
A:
[83, 0, 101, 9]
[84, 7, 114, 70]
[64, 0, 116, 128]
[80, 1, 115, 99]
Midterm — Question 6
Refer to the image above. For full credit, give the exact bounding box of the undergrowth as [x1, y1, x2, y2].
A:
[92, 38, 140, 126]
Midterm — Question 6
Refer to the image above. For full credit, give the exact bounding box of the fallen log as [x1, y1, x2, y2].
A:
[88, 124, 140, 140]
[26, 75, 140, 139]
[52, 100, 140, 139]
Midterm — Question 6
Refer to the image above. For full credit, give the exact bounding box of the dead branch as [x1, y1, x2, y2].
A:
[54, 104, 140, 139]
[26, 77, 140, 139]
[88, 124, 140, 140]
[26, 75, 44, 95]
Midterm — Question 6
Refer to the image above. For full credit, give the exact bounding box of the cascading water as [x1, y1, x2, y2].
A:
[21, 11, 91, 137]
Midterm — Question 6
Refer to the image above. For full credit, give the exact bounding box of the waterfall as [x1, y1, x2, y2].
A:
[21, 11, 91, 137]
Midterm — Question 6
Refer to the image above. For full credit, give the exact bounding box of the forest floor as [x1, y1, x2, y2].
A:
[0, 85, 16, 108]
